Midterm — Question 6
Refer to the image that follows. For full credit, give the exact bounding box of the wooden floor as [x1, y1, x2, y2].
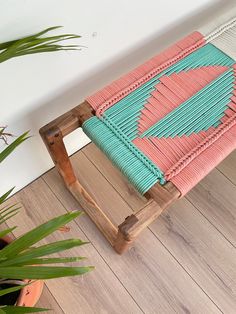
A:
[6, 143, 236, 314]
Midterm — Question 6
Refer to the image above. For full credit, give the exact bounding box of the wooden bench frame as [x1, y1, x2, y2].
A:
[40, 101, 181, 254]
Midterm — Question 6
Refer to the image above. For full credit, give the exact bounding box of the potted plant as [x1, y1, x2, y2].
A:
[0, 234, 45, 308]
[0, 28, 93, 313]
[0, 129, 94, 313]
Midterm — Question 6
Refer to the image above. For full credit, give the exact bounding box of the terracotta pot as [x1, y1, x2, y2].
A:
[1, 235, 44, 307]
[16, 280, 44, 307]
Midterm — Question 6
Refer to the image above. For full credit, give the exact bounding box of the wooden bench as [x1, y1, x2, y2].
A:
[40, 16, 236, 254]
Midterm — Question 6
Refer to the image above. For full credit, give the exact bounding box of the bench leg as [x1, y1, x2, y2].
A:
[40, 102, 180, 254]
[114, 201, 165, 254]
[40, 125, 118, 246]
[114, 183, 180, 254]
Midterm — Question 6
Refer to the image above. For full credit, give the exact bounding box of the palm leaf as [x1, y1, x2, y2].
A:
[9, 256, 86, 266]
[0, 26, 64, 50]
[0, 227, 16, 239]
[0, 266, 94, 279]
[0, 132, 29, 164]
[0, 206, 20, 226]
[0, 283, 28, 297]
[0, 26, 63, 50]
[0, 189, 15, 205]
[1, 239, 87, 266]
[0, 211, 82, 258]
[0, 306, 49, 313]
[0, 26, 81, 63]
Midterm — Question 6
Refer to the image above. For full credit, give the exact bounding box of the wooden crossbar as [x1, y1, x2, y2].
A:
[40, 101, 181, 254]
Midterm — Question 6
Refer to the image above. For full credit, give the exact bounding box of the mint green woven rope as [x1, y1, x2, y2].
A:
[83, 43, 235, 194]
[141, 68, 235, 138]
[83, 117, 164, 193]
[105, 44, 234, 140]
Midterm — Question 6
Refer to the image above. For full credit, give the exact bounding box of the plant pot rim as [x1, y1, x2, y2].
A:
[1, 235, 44, 307]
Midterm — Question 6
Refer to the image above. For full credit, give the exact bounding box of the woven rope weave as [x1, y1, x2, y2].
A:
[83, 18, 236, 196]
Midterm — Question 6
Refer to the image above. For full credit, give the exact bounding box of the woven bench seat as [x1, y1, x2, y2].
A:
[40, 13, 236, 254]
[83, 25, 236, 196]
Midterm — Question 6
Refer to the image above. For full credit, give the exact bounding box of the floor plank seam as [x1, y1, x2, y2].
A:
[81, 151, 224, 312]
[82, 150, 143, 212]
[41, 176, 145, 314]
[44, 283, 66, 314]
[39, 148, 236, 312]
[216, 167, 236, 187]
[147, 226, 224, 314]
[185, 196, 236, 249]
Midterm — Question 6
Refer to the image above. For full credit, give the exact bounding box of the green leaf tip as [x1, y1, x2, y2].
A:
[0, 26, 82, 63]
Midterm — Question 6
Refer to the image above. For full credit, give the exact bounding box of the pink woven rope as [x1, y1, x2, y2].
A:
[86, 32, 205, 116]
[85, 29, 236, 196]
[137, 66, 228, 135]
[170, 122, 236, 195]
[165, 65, 236, 188]
[165, 113, 236, 181]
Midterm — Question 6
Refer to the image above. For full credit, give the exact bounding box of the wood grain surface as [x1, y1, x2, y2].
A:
[3, 143, 235, 313]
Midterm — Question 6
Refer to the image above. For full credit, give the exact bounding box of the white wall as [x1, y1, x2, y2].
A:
[0, 0, 231, 196]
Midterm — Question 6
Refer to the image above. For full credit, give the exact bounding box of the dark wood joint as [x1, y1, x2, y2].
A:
[146, 182, 181, 208]
[118, 215, 139, 241]
[72, 101, 95, 126]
